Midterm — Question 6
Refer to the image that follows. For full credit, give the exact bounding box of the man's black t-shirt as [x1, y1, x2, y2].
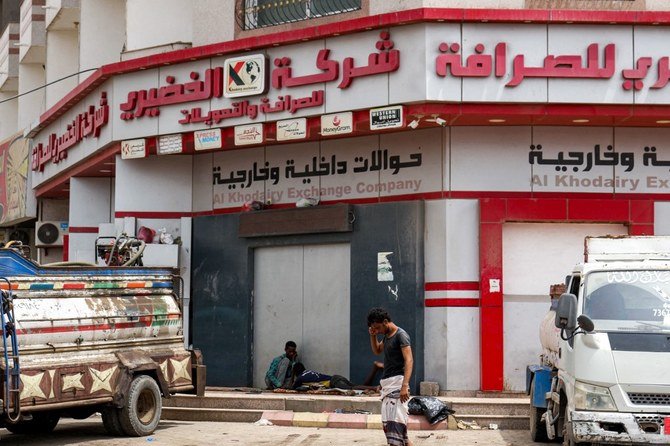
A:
[382, 327, 411, 379]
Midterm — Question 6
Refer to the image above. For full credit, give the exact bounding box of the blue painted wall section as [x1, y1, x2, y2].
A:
[191, 201, 425, 389]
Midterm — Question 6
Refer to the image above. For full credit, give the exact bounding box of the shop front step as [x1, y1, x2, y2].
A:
[162, 391, 531, 429]
[161, 407, 264, 423]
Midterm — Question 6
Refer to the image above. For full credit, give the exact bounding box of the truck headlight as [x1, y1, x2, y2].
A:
[574, 382, 617, 411]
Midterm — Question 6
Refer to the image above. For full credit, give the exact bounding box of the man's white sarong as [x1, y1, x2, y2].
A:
[380, 375, 409, 446]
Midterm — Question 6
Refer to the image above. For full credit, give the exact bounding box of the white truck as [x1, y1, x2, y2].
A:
[527, 236, 670, 445]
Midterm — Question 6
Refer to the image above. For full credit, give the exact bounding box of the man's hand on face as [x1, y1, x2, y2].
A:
[368, 326, 377, 336]
[400, 384, 410, 403]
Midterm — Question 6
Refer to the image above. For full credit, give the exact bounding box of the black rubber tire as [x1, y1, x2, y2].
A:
[530, 378, 550, 442]
[101, 406, 125, 436]
[119, 375, 162, 437]
[5, 412, 60, 434]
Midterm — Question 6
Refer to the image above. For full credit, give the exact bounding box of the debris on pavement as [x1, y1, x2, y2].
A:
[253, 418, 274, 426]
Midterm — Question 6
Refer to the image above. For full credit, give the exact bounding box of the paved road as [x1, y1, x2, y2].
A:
[0, 418, 537, 445]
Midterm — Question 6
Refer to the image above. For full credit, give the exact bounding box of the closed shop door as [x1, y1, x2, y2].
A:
[253, 243, 351, 388]
[502, 223, 627, 390]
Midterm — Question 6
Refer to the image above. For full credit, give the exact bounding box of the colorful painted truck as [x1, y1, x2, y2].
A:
[527, 236, 670, 445]
[0, 247, 204, 437]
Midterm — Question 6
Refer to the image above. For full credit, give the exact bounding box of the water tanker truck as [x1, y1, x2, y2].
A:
[0, 244, 204, 437]
[527, 236, 670, 445]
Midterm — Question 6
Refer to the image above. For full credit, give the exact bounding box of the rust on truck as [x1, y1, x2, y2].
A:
[0, 247, 205, 436]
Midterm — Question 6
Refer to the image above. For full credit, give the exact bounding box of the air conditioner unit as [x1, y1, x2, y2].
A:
[35, 221, 68, 247]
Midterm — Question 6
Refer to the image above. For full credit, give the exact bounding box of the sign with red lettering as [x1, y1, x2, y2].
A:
[117, 31, 401, 125]
[121, 139, 146, 160]
[321, 112, 353, 136]
[234, 124, 264, 146]
[31, 92, 109, 172]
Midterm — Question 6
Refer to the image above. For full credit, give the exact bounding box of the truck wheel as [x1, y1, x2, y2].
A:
[101, 406, 125, 436]
[530, 378, 549, 442]
[5, 412, 60, 434]
[119, 375, 162, 437]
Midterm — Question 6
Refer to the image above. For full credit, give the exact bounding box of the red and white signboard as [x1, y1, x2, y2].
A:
[234, 123, 264, 146]
[121, 139, 147, 159]
[157, 134, 183, 155]
[194, 128, 223, 151]
[321, 112, 353, 136]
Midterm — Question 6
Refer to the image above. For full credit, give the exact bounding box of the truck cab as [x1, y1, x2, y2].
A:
[528, 236, 670, 445]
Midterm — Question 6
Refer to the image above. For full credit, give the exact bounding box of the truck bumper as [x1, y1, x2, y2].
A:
[572, 411, 670, 444]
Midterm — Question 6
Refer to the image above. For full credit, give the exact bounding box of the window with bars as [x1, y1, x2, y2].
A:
[239, 0, 362, 30]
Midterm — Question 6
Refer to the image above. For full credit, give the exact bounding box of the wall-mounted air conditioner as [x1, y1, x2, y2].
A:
[35, 221, 68, 247]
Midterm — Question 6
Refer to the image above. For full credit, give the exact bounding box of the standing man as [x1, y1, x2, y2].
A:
[368, 308, 414, 446]
[265, 341, 299, 390]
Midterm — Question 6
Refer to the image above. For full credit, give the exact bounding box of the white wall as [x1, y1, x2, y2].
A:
[370, 0, 525, 15]
[0, 92, 18, 141]
[126, 0, 193, 52]
[192, 0, 235, 47]
[655, 202, 670, 235]
[45, 29, 78, 109]
[502, 222, 628, 391]
[424, 198, 481, 390]
[68, 177, 112, 263]
[114, 154, 193, 213]
[17, 63, 45, 130]
[79, 0, 125, 77]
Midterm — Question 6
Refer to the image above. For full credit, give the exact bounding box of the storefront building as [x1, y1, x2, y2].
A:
[19, 4, 670, 392]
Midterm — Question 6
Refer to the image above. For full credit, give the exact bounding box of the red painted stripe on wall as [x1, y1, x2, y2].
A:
[425, 298, 480, 307]
[68, 227, 99, 233]
[425, 281, 480, 291]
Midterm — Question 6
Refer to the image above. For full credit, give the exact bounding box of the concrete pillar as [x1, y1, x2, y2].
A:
[68, 177, 112, 263]
[45, 29, 78, 109]
[17, 63, 44, 130]
[79, 0, 125, 80]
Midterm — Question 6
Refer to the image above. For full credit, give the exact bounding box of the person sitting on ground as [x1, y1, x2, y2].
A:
[265, 341, 299, 390]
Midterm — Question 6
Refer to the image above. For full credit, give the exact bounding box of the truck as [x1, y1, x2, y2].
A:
[527, 236, 670, 445]
[0, 242, 204, 437]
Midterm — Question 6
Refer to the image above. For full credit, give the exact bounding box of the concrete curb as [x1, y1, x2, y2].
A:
[261, 410, 453, 430]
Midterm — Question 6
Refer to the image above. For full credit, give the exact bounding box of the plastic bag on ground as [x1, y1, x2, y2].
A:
[407, 396, 455, 425]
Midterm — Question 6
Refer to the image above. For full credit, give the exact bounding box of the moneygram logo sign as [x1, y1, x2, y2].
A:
[321, 112, 353, 136]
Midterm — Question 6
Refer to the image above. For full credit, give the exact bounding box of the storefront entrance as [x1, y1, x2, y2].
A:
[253, 244, 350, 388]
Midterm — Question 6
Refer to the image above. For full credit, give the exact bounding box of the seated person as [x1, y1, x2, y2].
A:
[265, 341, 299, 390]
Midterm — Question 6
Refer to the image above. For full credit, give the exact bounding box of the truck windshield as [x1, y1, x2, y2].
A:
[584, 271, 670, 333]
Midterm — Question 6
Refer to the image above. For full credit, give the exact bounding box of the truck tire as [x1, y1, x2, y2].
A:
[101, 406, 125, 436]
[119, 375, 162, 437]
[530, 378, 549, 442]
[5, 412, 60, 434]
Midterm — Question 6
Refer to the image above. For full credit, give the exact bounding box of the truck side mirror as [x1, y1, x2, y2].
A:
[577, 315, 595, 333]
[555, 293, 577, 331]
